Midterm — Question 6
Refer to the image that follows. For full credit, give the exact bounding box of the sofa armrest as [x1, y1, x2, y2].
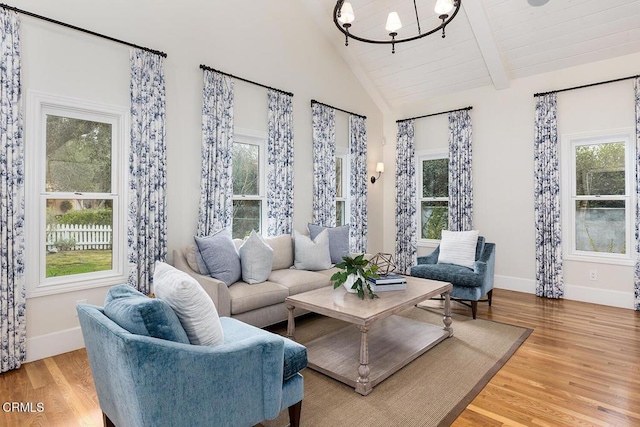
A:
[172, 249, 232, 317]
[416, 247, 439, 265]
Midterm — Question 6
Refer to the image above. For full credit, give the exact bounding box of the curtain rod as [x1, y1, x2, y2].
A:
[397, 106, 472, 123]
[310, 99, 366, 119]
[0, 3, 167, 58]
[533, 73, 640, 97]
[199, 64, 293, 97]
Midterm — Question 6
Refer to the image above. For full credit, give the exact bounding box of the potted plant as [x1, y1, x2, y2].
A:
[331, 254, 380, 299]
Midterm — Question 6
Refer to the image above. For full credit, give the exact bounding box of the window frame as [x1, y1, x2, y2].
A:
[417, 149, 449, 247]
[232, 128, 267, 238]
[561, 128, 635, 266]
[26, 91, 129, 297]
[335, 148, 350, 227]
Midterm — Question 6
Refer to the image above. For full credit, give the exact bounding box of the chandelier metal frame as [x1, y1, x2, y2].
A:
[333, 0, 462, 53]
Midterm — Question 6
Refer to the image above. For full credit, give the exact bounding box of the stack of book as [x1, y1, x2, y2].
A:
[367, 273, 407, 292]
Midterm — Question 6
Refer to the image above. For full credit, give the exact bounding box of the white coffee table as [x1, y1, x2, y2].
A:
[285, 276, 453, 395]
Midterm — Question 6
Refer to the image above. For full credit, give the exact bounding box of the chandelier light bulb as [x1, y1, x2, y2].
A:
[434, 0, 455, 15]
[385, 12, 402, 32]
[338, 2, 355, 25]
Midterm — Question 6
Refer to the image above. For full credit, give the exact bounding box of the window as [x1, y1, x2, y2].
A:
[232, 132, 266, 239]
[562, 130, 634, 264]
[335, 150, 349, 226]
[27, 92, 128, 296]
[418, 153, 449, 241]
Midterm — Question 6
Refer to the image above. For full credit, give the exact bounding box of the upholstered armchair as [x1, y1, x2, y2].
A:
[77, 304, 306, 427]
[410, 236, 495, 319]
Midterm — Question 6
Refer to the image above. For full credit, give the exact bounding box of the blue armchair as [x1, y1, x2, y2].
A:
[410, 236, 495, 319]
[77, 303, 306, 427]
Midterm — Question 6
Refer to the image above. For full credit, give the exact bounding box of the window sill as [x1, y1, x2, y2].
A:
[563, 254, 635, 267]
[28, 274, 128, 298]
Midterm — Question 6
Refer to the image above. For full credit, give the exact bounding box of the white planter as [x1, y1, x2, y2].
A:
[343, 274, 362, 293]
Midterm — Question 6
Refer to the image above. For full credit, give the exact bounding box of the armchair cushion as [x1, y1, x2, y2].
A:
[437, 230, 479, 269]
[410, 263, 483, 287]
[104, 284, 189, 344]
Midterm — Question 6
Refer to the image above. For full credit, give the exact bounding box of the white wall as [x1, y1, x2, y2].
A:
[16, 0, 384, 361]
[383, 51, 640, 310]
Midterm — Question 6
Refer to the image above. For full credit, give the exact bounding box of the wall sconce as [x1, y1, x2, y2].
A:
[370, 162, 384, 184]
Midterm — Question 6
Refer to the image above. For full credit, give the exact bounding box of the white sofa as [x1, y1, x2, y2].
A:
[173, 234, 339, 328]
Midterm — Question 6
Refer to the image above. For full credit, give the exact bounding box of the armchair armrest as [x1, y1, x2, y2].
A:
[474, 242, 495, 287]
[416, 246, 439, 265]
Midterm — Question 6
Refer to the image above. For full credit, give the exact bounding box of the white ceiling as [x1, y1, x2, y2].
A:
[302, 0, 640, 112]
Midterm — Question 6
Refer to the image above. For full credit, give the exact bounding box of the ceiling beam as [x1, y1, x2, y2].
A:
[463, 1, 510, 90]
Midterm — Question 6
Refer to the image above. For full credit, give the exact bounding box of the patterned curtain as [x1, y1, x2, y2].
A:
[312, 103, 336, 227]
[395, 120, 417, 273]
[0, 9, 26, 373]
[197, 70, 234, 236]
[266, 90, 294, 236]
[448, 110, 473, 231]
[349, 115, 368, 253]
[634, 77, 640, 311]
[128, 49, 167, 295]
[534, 93, 564, 299]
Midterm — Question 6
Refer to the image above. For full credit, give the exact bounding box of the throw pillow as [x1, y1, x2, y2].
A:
[104, 284, 189, 344]
[308, 223, 350, 264]
[437, 230, 480, 269]
[194, 229, 242, 286]
[238, 230, 274, 284]
[153, 261, 224, 347]
[293, 229, 332, 271]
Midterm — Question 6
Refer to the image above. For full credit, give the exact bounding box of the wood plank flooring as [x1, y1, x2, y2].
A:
[1, 289, 638, 426]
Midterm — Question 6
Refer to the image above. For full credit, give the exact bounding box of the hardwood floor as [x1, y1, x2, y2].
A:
[1, 289, 638, 426]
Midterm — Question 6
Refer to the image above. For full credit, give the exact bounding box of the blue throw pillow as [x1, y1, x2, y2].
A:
[104, 284, 189, 344]
[308, 223, 350, 264]
[194, 229, 242, 286]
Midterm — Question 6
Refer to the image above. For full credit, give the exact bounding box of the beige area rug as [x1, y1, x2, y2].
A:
[262, 303, 532, 427]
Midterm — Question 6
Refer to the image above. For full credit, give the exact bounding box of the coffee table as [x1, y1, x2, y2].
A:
[285, 276, 453, 395]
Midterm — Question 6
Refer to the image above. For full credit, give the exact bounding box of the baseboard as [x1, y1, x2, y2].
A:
[493, 274, 634, 309]
[26, 326, 85, 363]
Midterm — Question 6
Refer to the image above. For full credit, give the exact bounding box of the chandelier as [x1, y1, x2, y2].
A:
[334, 0, 462, 53]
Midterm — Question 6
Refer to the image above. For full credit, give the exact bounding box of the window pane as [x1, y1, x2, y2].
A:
[422, 158, 448, 198]
[336, 201, 345, 226]
[575, 200, 625, 254]
[45, 199, 113, 277]
[232, 200, 261, 239]
[421, 201, 448, 239]
[46, 115, 112, 193]
[233, 142, 259, 195]
[335, 157, 343, 198]
[575, 142, 625, 196]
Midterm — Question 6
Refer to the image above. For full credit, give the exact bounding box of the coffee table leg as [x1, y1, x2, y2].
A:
[443, 291, 453, 337]
[355, 325, 371, 395]
[286, 304, 296, 340]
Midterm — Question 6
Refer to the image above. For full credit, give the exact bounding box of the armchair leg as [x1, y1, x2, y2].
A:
[103, 413, 115, 427]
[288, 401, 302, 427]
[471, 301, 478, 319]
[487, 289, 493, 306]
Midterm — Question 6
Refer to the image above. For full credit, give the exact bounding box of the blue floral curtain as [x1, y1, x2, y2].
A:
[0, 9, 26, 373]
[267, 90, 294, 236]
[197, 70, 234, 236]
[128, 49, 167, 295]
[312, 103, 336, 227]
[395, 120, 417, 273]
[349, 115, 368, 253]
[634, 77, 640, 311]
[534, 93, 564, 299]
[448, 110, 473, 231]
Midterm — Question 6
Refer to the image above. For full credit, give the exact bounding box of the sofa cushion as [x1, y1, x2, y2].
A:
[194, 229, 242, 286]
[437, 230, 479, 269]
[293, 229, 332, 271]
[104, 284, 189, 344]
[410, 263, 482, 287]
[239, 230, 273, 284]
[308, 223, 350, 264]
[268, 269, 331, 295]
[153, 261, 224, 346]
[228, 281, 290, 315]
[264, 234, 294, 270]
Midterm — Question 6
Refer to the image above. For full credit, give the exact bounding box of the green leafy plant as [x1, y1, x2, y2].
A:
[331, 254, 380, 299]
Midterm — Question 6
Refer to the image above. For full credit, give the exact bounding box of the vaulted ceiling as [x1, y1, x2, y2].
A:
[302, 0, 640, 112]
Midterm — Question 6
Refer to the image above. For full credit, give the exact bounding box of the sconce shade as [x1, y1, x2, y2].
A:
[338, 2, 355, 24]
[375, 162, 385, 173]
[385, 12, 402, 32]
[434, 0, 455, 15]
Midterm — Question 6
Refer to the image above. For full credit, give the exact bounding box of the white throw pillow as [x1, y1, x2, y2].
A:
[153, 261, 224, 347]
[437, 230, 480, 269]
[239, 230, 274, 284]
[293, 229, 332, 271]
